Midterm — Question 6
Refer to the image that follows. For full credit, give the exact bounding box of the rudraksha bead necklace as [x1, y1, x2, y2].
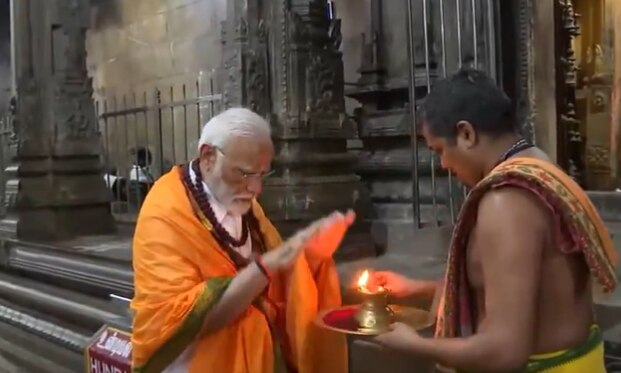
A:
[185, 159, 250, 248]
[181, 160, 269, 270]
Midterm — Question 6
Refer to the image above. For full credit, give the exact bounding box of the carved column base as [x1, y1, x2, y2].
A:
[0, 143, 20, 238]
[17, 206, 115, 241]
[16, 138, 116, 241]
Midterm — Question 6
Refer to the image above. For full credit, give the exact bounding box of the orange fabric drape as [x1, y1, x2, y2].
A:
[131, 167, 347, 373]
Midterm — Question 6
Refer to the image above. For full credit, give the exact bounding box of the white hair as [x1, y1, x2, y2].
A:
[198, 107, 272, 151]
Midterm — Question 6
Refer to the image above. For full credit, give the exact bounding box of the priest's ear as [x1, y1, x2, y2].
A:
[199, 143, 218, 170]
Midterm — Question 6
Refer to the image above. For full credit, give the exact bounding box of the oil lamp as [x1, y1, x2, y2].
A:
[354, 270, 394, 333]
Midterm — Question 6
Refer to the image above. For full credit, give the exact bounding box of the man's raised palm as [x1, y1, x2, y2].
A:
[304, 210, 356, 259]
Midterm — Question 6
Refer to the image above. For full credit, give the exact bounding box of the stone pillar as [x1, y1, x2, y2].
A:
[514, 0, 555, 151]
[221, 0, 378, 259]
[346, 0, 498, 251]
[348, 0, 444, 252]
[9, 0, 17, 98]
[555, 0, 584, 185]
[13, 0, 115, 241]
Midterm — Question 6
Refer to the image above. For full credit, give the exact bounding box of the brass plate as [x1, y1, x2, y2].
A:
[314, 304, 434, 336]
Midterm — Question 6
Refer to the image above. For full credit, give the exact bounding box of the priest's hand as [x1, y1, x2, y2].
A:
[374, 322, 422, 353]
[304, 209, 356, 260]
[374, 271, 440, 299]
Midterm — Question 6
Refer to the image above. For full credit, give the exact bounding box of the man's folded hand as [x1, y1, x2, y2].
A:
[304, 209, 356, 260]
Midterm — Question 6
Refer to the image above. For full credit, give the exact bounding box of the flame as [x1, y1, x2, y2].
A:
[357, 270, 369, 288]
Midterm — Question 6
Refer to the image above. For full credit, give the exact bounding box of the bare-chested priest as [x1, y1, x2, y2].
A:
[131, 107, 353, 373]
[374, 68, 618, 372]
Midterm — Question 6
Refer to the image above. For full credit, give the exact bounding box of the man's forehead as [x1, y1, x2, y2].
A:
[420, 123, 441, 146]
[226, 136, 272, 150]
[420, 122, 431, 138]
[223, 137, 273, 162]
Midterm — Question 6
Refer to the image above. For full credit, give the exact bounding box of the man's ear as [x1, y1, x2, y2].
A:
[455, 120, 477, 148]
[199, 144, 218, 170]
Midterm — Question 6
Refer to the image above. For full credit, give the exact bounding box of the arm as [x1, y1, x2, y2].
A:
[373, 271, 441, 299]
[207, 215, 329, 333]
[409, 188, 546, 372]
[201, 262, 270, 334]
[402, 278, 441, 299]
[132, 211, 295, 369]
[133, 214, 271, 336]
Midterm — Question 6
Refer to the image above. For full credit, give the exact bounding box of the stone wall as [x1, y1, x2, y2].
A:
[86, 0, 227, 178]
[0, 0, 11, 117]
[333, 0, 368, 116]
[333, 0, 368, 82]
[87, 0, 226, 97]
[85, 0, 371, 178]
[87, 0, 367, 105]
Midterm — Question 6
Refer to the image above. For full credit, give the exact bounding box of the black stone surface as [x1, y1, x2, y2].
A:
[605, 340, 621, 372]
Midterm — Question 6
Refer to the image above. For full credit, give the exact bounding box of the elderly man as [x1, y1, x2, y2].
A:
[374, 68, 617, 372]
[131, 107, 353, 373]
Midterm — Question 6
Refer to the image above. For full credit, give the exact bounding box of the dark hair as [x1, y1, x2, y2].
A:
[420, 68, 514, 141]
[132, 146, 152, 167]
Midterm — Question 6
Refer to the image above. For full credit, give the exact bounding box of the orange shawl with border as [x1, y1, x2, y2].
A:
[436, 157, 618, 338]
[130, 167, 347, 373]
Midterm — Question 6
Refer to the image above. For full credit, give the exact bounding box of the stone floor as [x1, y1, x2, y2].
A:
[0, 355, 19, 373]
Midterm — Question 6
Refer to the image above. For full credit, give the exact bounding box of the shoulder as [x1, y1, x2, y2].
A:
[133, 168, 205, 255]
[472, 187, 549, 254]
[477, 186, 549, 227]
[138, 167, 192, 221]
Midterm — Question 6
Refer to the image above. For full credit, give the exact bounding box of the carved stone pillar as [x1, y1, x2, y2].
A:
[513, 0, 583, 182]
[222, 0, 378, 258]
[0, 97, 20, 236]
[512, 0, 535, 141]
[556, 0, 585, 185]
[12, 0, 115, 240]
[346, 0, 497, 250]
[346, 0, 451, 245]
[513, 0, 559, 158]
[221, 2, 270, 117]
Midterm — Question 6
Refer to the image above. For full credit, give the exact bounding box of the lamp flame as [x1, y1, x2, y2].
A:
[357, 270, 369, 289]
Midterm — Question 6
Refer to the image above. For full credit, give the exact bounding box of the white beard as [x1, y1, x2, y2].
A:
[205, 158, 254, 216]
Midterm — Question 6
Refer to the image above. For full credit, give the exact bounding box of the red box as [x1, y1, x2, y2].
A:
[85, 326, 132, 373]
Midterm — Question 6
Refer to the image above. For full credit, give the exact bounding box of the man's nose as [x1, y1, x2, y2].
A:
[246, 176, 263, 195]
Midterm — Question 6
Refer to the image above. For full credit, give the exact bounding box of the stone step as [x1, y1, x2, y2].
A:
[0, 319, 82, 373]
